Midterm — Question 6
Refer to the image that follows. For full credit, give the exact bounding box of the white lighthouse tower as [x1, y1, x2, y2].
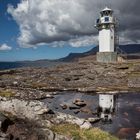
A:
[95, 7, 118, 63]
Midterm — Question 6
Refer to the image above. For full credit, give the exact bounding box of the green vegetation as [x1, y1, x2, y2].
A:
[129, 72, 140, 77]
[31, 82, 48, 88]
[0, 90, 15, 97]
[51, 123, 119, 140]
[1, 74, 16, 79]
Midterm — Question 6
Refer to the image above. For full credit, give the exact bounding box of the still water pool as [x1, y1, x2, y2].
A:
[43, 92, 140, 139]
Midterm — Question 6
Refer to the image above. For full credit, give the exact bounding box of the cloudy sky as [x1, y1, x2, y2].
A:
[0, 0, 139, 61]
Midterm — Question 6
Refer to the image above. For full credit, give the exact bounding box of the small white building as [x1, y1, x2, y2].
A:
[95, 7, 118, 63]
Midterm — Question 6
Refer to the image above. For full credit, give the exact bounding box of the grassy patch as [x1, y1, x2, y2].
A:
[0, 90, 15, 97]
[128, 72, 140, 77]
[51, 123, 119, 140]
[1, 74, 16, 79]
[31, 82, 48, 88]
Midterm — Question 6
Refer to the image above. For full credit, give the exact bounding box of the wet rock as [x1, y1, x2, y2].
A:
[45, 94, 54, 98]
[73, 99, 86, 107]
[0, 113, 13, 133]
[80, 108, 92, 114]
[86, 117, 101, 123]
[60, 104, 67, 110]
[55, 107, 59, 110]
[69, 106, 81, 110]
[74, 110, 80, 114]
[136, 107, 140, 112]
[117, 128, 139, 138]
[52, 112, 92, 129]
[80, 121, 92, 129]
[123, 112, 129, 117]
[92, 112, 98, 115]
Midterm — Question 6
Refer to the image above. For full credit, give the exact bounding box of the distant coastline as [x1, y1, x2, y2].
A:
[0, 61, 61, 70]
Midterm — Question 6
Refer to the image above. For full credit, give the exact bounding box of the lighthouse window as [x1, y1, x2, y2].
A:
[96, 19, 100, 24]
[105, 17, 109, 22]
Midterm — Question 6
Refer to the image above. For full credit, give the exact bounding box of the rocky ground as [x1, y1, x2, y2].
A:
[0, 56, 140, 139]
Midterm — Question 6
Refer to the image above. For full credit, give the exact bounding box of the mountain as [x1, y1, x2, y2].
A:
[0, 44, 139, 70]
[60, 44, 140, 62]
[59, 47, 99, 62]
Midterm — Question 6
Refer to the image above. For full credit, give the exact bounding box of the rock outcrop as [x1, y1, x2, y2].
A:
[0, 98, 49, 120]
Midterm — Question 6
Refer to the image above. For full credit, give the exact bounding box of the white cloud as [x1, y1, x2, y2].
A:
[7, 0, 140, 48]
[69, 36, 98, 47]
[0, 44, 12, 51]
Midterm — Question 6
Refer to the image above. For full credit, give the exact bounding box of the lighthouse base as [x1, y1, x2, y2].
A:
[96, 52, 117, 63]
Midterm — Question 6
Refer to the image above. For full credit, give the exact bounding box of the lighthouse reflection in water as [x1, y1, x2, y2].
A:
[98, 94, 116, 123]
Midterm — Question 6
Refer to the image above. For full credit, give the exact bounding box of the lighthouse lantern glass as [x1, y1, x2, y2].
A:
[105, 17, 109, 22]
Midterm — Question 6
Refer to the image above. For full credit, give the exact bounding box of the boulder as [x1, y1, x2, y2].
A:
[45, 94, 54, 98]
[73, 99, 86, 107]
[80, 121, 92, 129]
[60, 104, 67, 110]
[80, 108, 92, 114]
[0, 98, 50, 120]
[117, 128, 138, 138]
[86, 117, 100, 123]
[74, 110, 80, 114]
[69, 105, 81, 110]
[0, 113, 13, 132]
[0, 132, 9, 140]
[52, 112, 92, 129]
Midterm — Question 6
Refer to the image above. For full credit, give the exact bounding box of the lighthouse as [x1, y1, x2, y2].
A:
[95, 7, 118, 63]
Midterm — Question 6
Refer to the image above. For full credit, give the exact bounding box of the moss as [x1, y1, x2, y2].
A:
[31, 82, 48, 88]
[0, 90, 15, 97]
[0, 74, 16, 79]
[128, 72, 140, 77]
[51, 123, 119, 140]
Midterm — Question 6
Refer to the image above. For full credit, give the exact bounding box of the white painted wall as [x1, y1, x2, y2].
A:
[99, 28, 114, 52]
[99, 94, 114, 109]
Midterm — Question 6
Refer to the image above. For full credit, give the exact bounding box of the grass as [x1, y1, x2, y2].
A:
[128, 72, 140, 77]
[0, 90, 15, 97]
[51, 123, 119, 140]
[1, 74, 16, 79]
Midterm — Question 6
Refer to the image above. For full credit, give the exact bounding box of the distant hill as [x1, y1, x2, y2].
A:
[60, 44, 140, 62]
[59, 47, 98, 62]
[0, 59, 61, 70]
[0, 44, 139, 70]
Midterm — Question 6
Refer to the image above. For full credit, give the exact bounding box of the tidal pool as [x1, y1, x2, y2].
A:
[43, 92, 140, 139]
